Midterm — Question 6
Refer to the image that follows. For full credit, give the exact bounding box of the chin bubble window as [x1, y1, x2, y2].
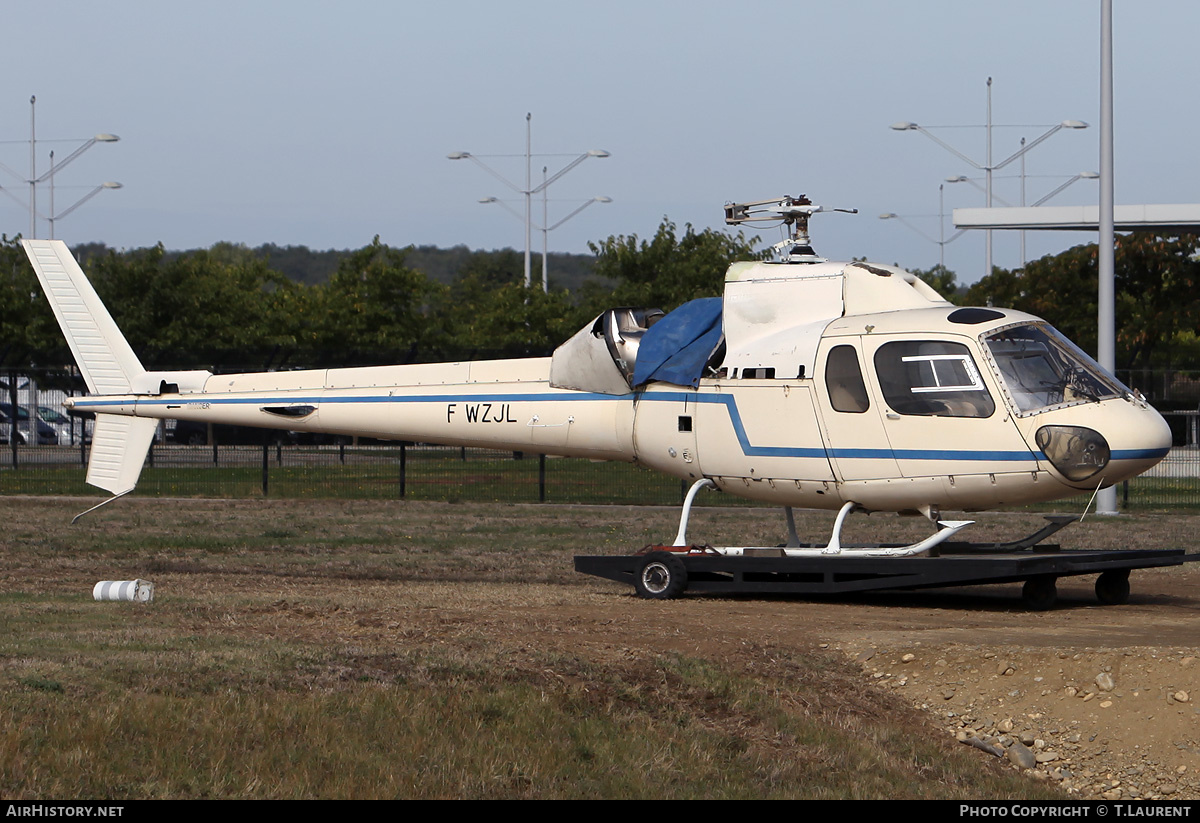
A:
[1035, 425, 1110, 482]
[874, 340, 995, 418]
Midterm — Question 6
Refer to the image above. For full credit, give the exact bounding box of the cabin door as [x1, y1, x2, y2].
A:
[860, 335, 1038, 478]
[813, 340, 902, 481]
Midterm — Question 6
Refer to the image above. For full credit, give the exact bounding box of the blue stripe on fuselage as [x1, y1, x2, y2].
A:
[72, 387, 1148, 464]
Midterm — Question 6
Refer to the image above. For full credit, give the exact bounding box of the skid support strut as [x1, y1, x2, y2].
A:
[784, 506, 801, 548]
[673, 478, 715, 546]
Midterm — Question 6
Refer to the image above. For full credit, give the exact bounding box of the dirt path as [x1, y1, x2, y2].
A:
[543, 564, 1200, 800]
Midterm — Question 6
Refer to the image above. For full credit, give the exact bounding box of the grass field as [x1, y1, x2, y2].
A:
[0, 496, 1077, 800]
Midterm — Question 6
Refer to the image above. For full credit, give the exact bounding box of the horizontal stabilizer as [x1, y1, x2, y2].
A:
[86, 416, 159, 496]
[21, 239, 144, 395]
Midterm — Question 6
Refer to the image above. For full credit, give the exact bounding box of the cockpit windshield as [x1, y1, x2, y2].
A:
[984, 323, 1130, 415]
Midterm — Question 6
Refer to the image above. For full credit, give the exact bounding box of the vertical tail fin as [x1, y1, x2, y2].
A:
[21, 239, 145, 394]
[22, 240, 157, 502]
[86, 415, 160, 496]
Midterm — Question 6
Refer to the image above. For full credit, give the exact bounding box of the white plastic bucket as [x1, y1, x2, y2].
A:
[92, 579, 154, 602]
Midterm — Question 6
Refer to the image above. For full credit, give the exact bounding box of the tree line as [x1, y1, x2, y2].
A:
[1, 219, 761, 376]
[964, 234, 1200, 372]
[892, 233, 1200, 374]
[71, 241, 604, 291]
[3, 222, 1198, 386]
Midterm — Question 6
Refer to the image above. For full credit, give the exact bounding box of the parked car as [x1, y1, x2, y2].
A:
[169, 419, 293, 446]
[0, 403, 59, 445]
[287, 430, 353, 446]
[37, 405, 91, 445]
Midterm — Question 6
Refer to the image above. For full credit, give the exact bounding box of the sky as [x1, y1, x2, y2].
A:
[2, 0, 1195, 286]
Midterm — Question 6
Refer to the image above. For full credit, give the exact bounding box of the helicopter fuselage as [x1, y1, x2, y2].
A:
[56, 252, 1170, 514]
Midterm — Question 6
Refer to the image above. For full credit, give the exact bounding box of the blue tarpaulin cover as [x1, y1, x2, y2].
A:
[631, 297, 723, 388]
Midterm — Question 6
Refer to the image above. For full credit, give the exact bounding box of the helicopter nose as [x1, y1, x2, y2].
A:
[1105, 405, 1173, 482]
[1035, 403, 1171, 487]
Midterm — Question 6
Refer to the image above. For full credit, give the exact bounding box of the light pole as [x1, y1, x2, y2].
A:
[30, 95, 35, 238]
[1028, 171, 1100, 208]
[946, 172, 1096, 208]
[0, 96, 120, 238]
[891, 78, 1087, 279]
[946, 171, 1098, 265]
[481, 194, 612, 291]
[49, 180, 123, 240]
[449, 113, 609, 289]
[1097, 0, 1117, 515]
[1017, 129, 1100, 262]
[945, 175, 1014, 207]
[879, 184, 967, 270]
[1024, 171, 1100, 264]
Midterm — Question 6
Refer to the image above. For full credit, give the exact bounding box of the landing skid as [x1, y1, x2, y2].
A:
[764, 510, 1080, 558]
[722, 501, 975, 559]
[670, 479, 1080, 559]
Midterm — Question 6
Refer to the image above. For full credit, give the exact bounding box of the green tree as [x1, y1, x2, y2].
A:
[587, 218, 761, 311]
[432, 245, 591, 358]
[452, 249, 525, 294]
[908, 263, 964, 305]
[967, 246, 1096, 350]
[437, 279, 587, 358]
[309, 236, 439, 363]
[80, 243, 298, 369]
[966, 235, 1200, 370]
[1114, 233, 1200, 370]
[0, 235, 63, 364]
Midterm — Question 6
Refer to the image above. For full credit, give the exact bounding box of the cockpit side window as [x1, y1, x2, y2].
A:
[825, 345, 870, 413]
[874, 340, 995, 418]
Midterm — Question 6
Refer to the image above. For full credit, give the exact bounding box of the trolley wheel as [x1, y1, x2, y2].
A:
[1022, 575, 1058, 610]
[634, 552, 688, 600]
[1095, 570, 1131, 605]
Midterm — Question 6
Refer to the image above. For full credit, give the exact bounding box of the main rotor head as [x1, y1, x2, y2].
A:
[724, 194, 858, 263]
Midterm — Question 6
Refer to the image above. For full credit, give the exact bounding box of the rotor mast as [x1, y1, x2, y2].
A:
[724, 194, 857, 262]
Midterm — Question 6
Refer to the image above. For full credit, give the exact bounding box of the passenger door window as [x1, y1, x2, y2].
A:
[874, 341, 995, 418]
[825, 344, 870, 413]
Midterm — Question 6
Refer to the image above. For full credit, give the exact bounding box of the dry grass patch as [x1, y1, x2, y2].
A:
[0, 497, 1130, 798]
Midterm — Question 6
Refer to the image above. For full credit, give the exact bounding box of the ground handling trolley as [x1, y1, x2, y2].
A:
[575, 530, 1199, 610]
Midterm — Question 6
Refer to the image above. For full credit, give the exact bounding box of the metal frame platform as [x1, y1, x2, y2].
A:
[574, 546, 1197, 608]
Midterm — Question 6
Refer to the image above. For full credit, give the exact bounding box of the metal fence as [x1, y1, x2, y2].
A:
[3, 369, 1199, 509]
[3, 440, 1199, 510]
[1117, 369, 1200, 407]
[0, 442, 708, 507]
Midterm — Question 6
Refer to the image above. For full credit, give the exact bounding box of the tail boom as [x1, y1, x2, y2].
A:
[24, 240, 636, 503]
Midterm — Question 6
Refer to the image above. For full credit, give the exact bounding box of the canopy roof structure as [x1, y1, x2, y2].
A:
[954, 204, 1200, 232]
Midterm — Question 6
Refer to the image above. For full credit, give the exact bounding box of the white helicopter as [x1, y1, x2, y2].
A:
[22, 195, 1171, 562]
